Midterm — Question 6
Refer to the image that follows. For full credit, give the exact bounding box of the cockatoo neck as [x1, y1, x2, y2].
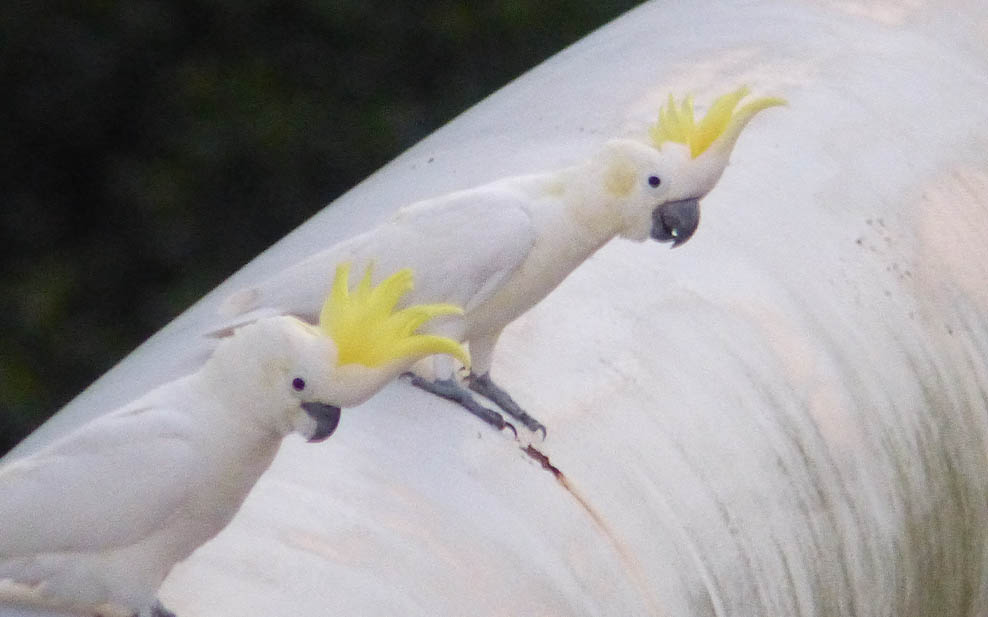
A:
[554, 161, 627, 247]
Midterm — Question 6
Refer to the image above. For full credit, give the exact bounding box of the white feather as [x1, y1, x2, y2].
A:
[210, 134, 748, 377]
[0, 316, 361, 616]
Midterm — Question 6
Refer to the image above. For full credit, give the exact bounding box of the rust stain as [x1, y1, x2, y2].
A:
[522, 444, 564, 480]
[521, 445, 664, 617]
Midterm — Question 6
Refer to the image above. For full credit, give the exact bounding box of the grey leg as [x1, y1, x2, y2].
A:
[152, 603, 177, 617]
[405, 375, 517, 437]
[134, 601, 176, 617]
[468, 372, 546, 439]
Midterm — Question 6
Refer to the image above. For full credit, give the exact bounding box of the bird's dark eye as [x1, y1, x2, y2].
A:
[292, 377, 306, 391]
[648, 175, 661, 188]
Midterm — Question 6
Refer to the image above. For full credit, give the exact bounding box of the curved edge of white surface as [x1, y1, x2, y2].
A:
[6, 1, 988, 616]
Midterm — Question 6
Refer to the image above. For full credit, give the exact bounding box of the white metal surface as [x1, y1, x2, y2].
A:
[6, 0, 988, 615]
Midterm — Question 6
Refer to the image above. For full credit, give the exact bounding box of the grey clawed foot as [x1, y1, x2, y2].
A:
[403, 374, 518, 438]
[467, 372, 547, 439]
[154, 607, 176, 617]
[133, 600, 176, 617]
[152, 601, 177, 617]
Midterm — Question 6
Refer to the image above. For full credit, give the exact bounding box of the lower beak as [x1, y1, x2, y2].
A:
[301, 401, 342, 442]
[651, 197, 700, 247]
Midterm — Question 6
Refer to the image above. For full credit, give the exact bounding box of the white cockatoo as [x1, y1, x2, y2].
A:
[0, 265, 468, 617]
[215, 86, 784, 437]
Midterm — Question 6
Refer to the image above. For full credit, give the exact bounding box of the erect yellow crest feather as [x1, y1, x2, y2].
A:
[319, 263, 470, 368]
[649, 86, 786, 158]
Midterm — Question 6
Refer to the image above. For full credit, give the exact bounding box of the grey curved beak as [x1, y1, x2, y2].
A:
[301, 401, 342, 442]
[651, 198, 700, 247]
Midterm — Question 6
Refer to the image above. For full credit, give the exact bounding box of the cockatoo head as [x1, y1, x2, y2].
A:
[210, 264, 469, 442]
[314, 262, 469, 406]
[604, 86, 785, 245]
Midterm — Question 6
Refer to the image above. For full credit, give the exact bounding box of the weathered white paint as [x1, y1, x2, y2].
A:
[6, 0, 988, 615]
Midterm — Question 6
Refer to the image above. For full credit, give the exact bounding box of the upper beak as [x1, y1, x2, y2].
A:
[651, 197, 700, 247]
[301, 401, 342, 442]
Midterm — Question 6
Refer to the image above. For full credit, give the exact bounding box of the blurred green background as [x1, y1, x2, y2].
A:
[0, 1, 645, 455]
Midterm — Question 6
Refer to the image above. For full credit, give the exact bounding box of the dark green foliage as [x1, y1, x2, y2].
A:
[0, 1, 644, 455]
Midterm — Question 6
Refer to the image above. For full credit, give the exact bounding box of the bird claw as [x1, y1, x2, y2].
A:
[134, 600, 176, 617]
[406, 374, 517, 438]
[468, 372, 547, 440]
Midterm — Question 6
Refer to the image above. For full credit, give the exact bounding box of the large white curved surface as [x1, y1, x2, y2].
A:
[6, 0, 988, 615]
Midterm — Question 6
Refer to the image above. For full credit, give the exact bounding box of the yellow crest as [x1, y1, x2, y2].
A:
[649, 86, 786, 158]
[319, 263, 470, 368]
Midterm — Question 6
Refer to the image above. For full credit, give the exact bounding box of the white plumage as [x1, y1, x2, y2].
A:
[215, 90, 782, 434]
[0, 300, 461, 617]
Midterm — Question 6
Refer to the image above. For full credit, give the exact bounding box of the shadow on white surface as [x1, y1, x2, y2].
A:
[6, 0, 988, 615]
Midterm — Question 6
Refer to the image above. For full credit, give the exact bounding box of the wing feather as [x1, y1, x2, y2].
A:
[212, 187, 537, 332]
[0, 398, 200, 556]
